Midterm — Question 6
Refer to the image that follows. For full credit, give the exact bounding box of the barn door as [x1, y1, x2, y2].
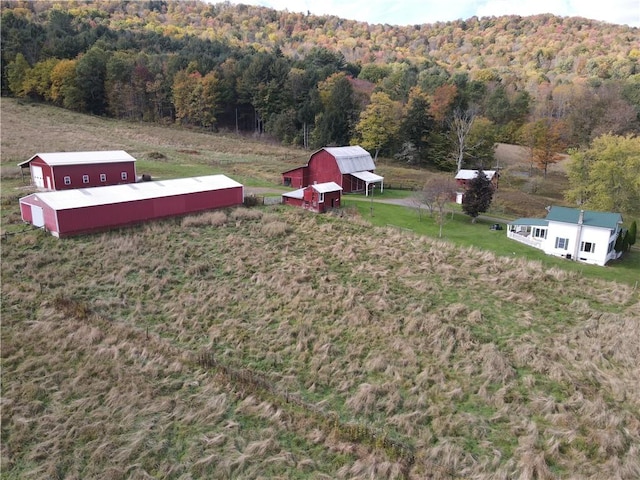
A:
[32, 166, 44, 188]
[31, 205, 44, 227]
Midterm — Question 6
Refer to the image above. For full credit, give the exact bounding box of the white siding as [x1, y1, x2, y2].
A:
[544, 221, 616, 266]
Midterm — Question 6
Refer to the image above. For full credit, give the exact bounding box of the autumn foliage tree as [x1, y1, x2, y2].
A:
[565, 134, 640, 215]
[354, 91, 401, 159]
[519, 118, 568, 177]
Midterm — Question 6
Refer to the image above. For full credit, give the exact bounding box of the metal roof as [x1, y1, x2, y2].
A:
[311, 181, 342, 193]
[21, 175, 243, 211]
[282, 182, 342, 199]
[322, 146, 376, 174]
[455, 169, 498, 180]
[508, 218, 549, 226]
[546, 206, 622, 229]
[282, 188, 305, 199]
[18, 150, 137, 167]
[350, 171, 384, 183]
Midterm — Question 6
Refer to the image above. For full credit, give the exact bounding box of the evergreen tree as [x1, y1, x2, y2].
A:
[462, 169, 494, 222]
[628, 221, 637, 250]
[400, 87, 434, 164]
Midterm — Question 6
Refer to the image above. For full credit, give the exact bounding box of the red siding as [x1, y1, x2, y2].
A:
[23, 186, 242, 237]
[28, 158, 54, 190]
[26, 156, 136, 190]
[307, 151, 343, 188]
[282, 167, 306, 188]
[283, 197, 304, 207]
[51, 162, 136, 190]
[20, 201, 33, 223]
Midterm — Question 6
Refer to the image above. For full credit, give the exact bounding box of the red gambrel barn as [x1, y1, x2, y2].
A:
[17, 150, 137, 191]
[282, 182, 342, 213]
[19, 174, 243, 238]
[282, 146, 384, 196]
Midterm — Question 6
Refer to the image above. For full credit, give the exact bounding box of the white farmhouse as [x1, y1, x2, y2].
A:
[507, 206, 624, 266]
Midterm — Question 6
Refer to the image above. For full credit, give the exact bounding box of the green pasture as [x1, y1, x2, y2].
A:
[343, 195, 639, 286]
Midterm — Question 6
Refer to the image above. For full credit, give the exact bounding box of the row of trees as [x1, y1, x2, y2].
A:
[2, 3, 639, 174]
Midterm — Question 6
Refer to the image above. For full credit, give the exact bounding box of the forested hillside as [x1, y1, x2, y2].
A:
[2, 0, 639, 170]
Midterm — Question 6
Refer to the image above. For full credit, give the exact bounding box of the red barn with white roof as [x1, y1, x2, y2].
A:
[19, 174, 244, 237]
[18, 150, 137, 190]
[282, 146, 383, 196]
[282, 182, 342, 213]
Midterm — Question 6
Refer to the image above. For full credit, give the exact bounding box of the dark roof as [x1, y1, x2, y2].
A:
[545, 206, 622, 229]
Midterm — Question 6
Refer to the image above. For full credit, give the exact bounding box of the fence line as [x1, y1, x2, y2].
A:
[196, 350, 420, 475]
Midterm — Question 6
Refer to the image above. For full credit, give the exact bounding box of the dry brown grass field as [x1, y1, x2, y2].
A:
[2, 99, 639, 479]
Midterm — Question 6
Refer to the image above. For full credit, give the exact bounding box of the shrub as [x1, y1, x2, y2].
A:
[230, 207, 263, 221]
[181, 211, 228, 227]
[261, 221, 290, 237]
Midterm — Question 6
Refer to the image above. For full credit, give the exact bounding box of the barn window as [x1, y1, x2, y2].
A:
[283, 177, 291, 186]
[64, 176, 71, 185]
[100, 173, 107, 182]
[121, 172, 128, 180]
[82, 174, 89, 184]
[318, 192, 324, 202]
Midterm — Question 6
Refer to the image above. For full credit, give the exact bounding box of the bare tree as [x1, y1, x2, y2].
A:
[422, 178, 454, 237]
[450, 107, 477, 172]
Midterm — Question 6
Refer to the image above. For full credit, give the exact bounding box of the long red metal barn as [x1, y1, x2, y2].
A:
[19, 174, 244, 237]
[17, 150, 137, 191]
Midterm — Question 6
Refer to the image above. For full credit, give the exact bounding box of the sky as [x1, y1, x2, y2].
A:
[221, 0, 640, 28]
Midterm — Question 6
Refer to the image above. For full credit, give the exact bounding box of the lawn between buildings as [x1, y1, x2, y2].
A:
[342, 194, 640, 286]
[2, 205, 639, 479]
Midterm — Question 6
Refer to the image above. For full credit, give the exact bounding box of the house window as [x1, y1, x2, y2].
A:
[121, 172, 128, 180]
[608, 240, 614, 253]
[580, 241, 595, 253]
[64, 176, 71, 185]
[82, 174, 90, 184]
[100, 173, 107, 182]
[533, 228, 547, 239]
[555, 237, 569, 250]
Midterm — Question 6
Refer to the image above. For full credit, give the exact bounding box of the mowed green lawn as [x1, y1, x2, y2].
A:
[343, 195, 640, 286]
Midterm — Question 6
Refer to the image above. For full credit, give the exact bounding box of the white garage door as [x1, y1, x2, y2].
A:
[32, 165, 45, 188]
[31, 205, 44, 227]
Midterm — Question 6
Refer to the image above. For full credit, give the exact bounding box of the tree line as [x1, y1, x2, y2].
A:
[2, 2, 639, 176]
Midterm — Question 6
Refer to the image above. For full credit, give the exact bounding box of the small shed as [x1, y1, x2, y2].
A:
[282, 182, 342, 213]
[19, 174, 244, 237]
[282, 146, 383, 195]
[18, 150, 137, 191]
[454, 169, 499, 204]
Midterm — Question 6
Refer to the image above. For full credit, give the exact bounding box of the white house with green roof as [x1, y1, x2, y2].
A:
[507, 206, 624, 266]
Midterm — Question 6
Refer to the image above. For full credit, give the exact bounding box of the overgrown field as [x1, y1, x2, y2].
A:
[2, 206, 639, 479]
[2, 98, 639, 479]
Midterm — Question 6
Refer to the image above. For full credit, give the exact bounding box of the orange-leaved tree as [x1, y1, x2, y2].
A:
[519, 118, 568, 177]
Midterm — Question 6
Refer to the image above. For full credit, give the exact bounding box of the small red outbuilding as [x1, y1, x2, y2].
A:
[282, 182, 342, 213]
[19, 174, 244, 237]
[18, 150, 137, 190]
[282, 146, 383, 196]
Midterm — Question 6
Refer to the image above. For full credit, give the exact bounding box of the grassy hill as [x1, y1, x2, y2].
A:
[2, 100, 639, 479]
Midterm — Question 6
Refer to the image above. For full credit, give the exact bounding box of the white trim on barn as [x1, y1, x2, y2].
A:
[29, 175, 242, 210]
[18, 150, 137, 167]
[350, 171, 384, 196]
[20, 174, 244, 237]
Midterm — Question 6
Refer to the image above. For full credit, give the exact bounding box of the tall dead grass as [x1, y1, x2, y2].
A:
[2, 205, 639, 479]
